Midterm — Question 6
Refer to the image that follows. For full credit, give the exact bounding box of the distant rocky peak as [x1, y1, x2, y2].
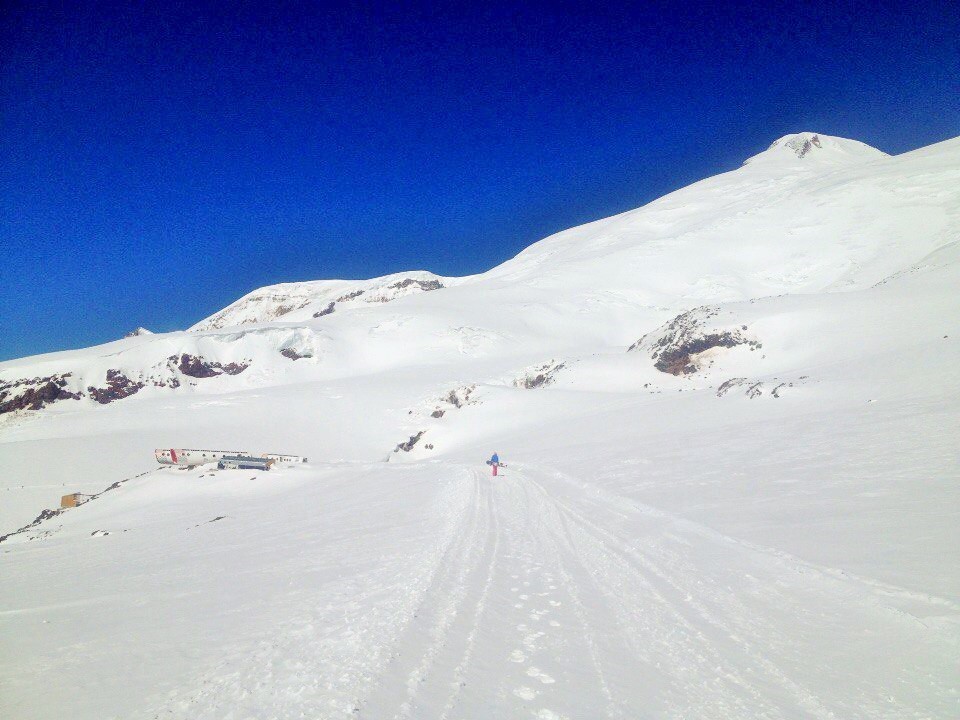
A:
[742, 132, 887, 167]
[773, 133, 823, 158]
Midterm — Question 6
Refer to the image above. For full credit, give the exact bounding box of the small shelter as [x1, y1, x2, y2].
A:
[60, 493, 83, 508]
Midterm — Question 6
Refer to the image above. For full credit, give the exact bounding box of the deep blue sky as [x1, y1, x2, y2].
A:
[2, 0, 958, 360]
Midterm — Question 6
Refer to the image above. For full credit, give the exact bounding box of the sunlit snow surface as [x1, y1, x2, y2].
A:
[1, 133, 958, 719]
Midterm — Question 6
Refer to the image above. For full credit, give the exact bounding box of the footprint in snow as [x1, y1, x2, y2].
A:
[513, 686, 538, 701]
[526, 667, 556, 684]
[509, 649, 526, 663]
[522, 632, 544, 652]
[536, 710, 568, 720]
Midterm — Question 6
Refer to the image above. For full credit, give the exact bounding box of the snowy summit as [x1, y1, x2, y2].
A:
[124, 326, 154, 338]
[743, 131, 888, 165]
[1, 132, 958, 720]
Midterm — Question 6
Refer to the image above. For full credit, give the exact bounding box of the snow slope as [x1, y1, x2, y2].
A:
[1, 132, 958, 720]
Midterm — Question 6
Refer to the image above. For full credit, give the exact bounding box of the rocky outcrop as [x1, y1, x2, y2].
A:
[124, 327, 153, 337]
[780, 134, 822, 158]
[630, 307, 760, 375]
[313, 302, 336, 318]
[280, 348, 311, 361]
[652, 332, 750, 375]
[0, 508, 63, 543]
[388, 278, 444, 292]
[0, 374, 81, 415]
[87, 370, 145, 404]
[515, 361, 566, 389]
[192, 273, 446, 330]
[395, 430, 426, 452]
[173, 354, 249, 378]
[716, 376, 807, 398]
[1, 354, 251, 418]
[425, 385, 477, 418]
[445, 386, 475, 408]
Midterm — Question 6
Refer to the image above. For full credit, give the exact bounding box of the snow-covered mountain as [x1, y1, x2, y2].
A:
[2, 132, 958, 720]
[189, 270, 451, 331]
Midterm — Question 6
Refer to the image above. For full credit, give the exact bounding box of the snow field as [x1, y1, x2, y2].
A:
[1, 132, 958, 718]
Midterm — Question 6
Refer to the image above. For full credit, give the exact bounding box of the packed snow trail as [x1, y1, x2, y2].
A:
[138, 463, 954, 719]
[2, 459, 956, 719]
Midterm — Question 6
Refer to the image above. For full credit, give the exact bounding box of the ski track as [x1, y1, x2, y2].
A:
[150, 462, 959, 719]
[149, 468, 476, 719]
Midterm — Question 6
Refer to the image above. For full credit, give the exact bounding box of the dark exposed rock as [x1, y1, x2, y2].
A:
[87, 369, 145, 404]
[515, 362, 566, 389]
[654, 333, 747, 375]
[424, 386, 477, 420]
[2, 354, 252, 418]
[717, 377, 797, 398]
[388, 278, 444, 292]
[336, 289, 365, 302]
[445, 385, 476, 407]
[716, 378, 747, 396]
[273, 300, 311, 318]
[175, 354, 218, 378]
[0, 374, 80, 415]
[630, 307, 760, 375]
[313, 302, 336, 318]
[788, 134, 821, 158]
[280, 348, 311, 361]
[0, 508, 63, 543]
[173, 354, 249, 378]
[395, 430, 426, 452]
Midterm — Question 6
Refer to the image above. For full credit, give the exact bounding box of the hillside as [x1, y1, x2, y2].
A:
[1, 132, 958, 720]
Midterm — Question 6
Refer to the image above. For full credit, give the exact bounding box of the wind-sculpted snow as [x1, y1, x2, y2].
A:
[1, 133, 959, 719]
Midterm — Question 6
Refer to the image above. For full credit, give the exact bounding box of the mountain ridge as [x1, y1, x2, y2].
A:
[1, 131, 958, 719]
